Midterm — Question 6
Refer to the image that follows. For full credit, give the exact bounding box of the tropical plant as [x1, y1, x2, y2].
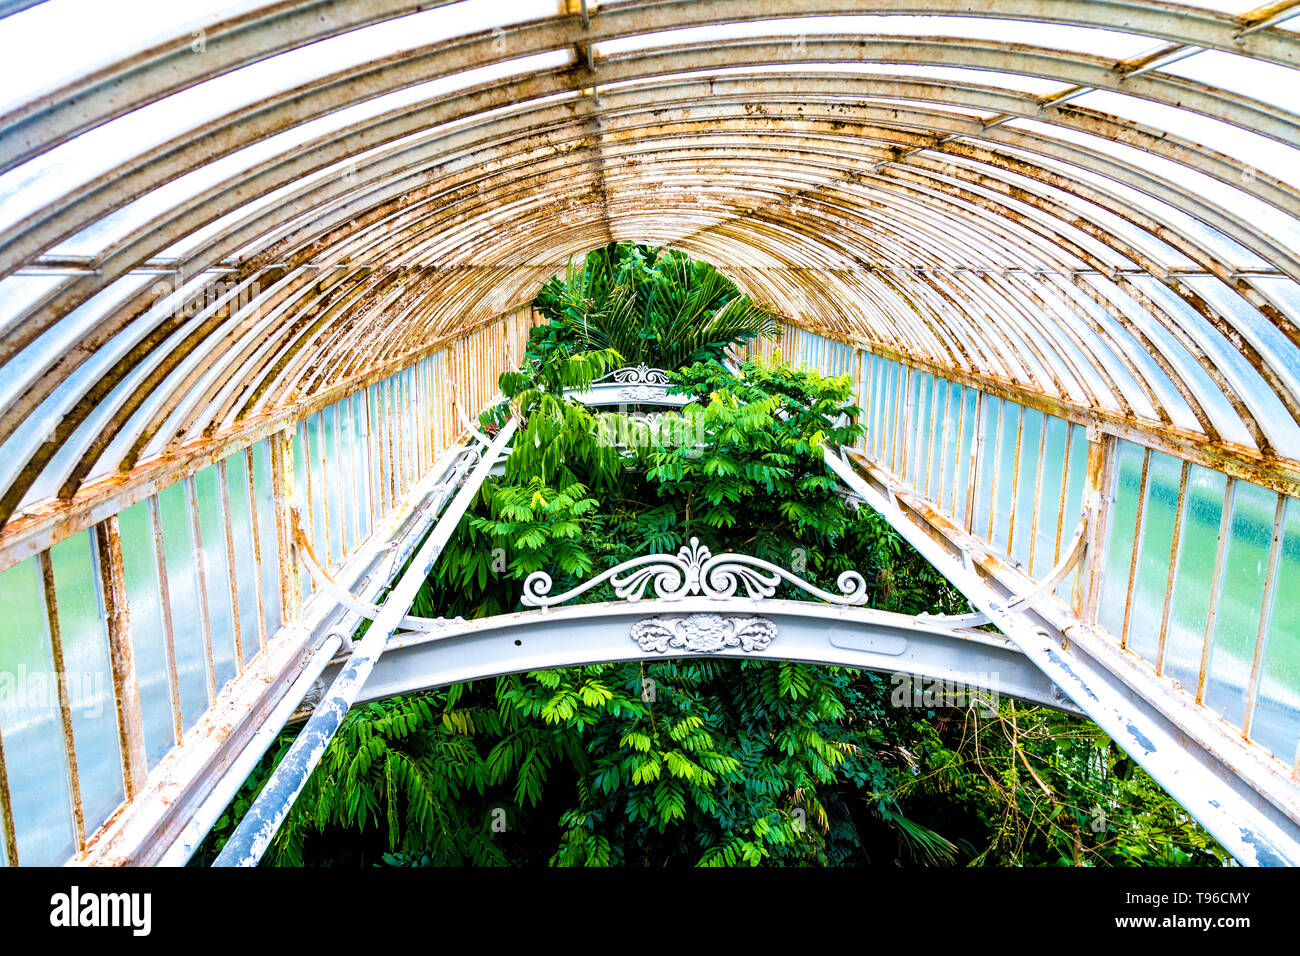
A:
[197, 244, 1228, 869]
[534, 243, 779, 369]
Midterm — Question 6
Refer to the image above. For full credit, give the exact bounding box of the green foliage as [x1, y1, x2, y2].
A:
[875, 694, 1231, 867]
[201, 245, 1228, 868]
[534, 243, 779, 369]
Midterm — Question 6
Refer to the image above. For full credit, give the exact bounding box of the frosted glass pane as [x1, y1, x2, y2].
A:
[334, 399, 358, 556]
[1033, 415, 1068, 579]
[1070, 89, 1300, 191]
[992, 402, 1019, 555]
[368, 384, 385, 517]
[938, 382, 962, 517]
[1161, 50, 1300, 120]
[883, 364, 900, 471]
[0, 275, 63, 334]
[249, 442, 283, 639]
[116, 499, 176, 768]
[953, 388, 977, 526]
[0, 557, 75, 866]
[351, 392, 371, 541]
[322, 403, 345, 566]
[870, 357, 888, 460]
[1098, 441, 1146, 639]
[911, 373, 932, 490]
[48, 530, 122, 837]
[293, 427, 314, 600]
[1251, 496, 1300, 762]
[1205, 482, 1276, 729]
[223, 455, 262, 663]
[194, 467, 237, 689]
[1011, 408, 1042, 568]
[973, 396, 1000, 541]
[306, 415, 328, 564]
[1165, 466, 1228, 695]
[1127, 452, 1180, 665]
[926, 378, 946, 499]
[0, 1, 257, 117]
[1056, 425, 1090, 601]
[156, 481, 209, 730]
[875, 361, 893, 462]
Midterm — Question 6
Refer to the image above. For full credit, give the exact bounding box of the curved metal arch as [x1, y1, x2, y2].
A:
[0, 117, 1263, 416]
[2, 30, 1300, 310]
[0, 3, 1294, 528]
[4, 0, 1298, 181]
[897, 156, 1300, 431]
[325, 595, 1083, 714]
[0, 78, 1279, 356]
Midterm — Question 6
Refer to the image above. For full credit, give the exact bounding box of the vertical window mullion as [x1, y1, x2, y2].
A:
[147, 496, 184, 741]
[1007, 405, 1025, 555]
[37, 550, 85, 850]
[184, 476, 217, 705]
[1197, 480, 1237, 704]
[1027, 412, 1048, 574]
[1155, 461, 1191, 674]
[216, 460, 244, 670]
[0, 724, 16, 865]
[1243, 494, 1287, 739]
[243, 447, 269, 652]
[1119, 448, 1152, 650]
[95, 515, 147, 797]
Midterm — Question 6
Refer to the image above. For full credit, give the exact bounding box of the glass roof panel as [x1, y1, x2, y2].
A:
[0, 274, 153, 419]
[1032, 278, 1157, 417]
[1051, 275, 1203, 434]
[927, 151, 1199, 269]
[0, 274, 62, 335]
[1251, 276, 1300, 331]
[1181, 275, 1300, 406]
[41, 49, 573, 258]
[1068, 89, 1300, 191]
[0, 0, 258, 115]
[1000, 123, 1300, 260]
[0, 1, 566, 239]
[16, 270, 238, 509]
[1085, 274, 1254, 446]
[1159, 49, 1300, 117]
[1132, 275, 1300, 451]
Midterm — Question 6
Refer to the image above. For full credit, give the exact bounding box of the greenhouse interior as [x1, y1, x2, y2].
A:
[0, 0, 1297, 872]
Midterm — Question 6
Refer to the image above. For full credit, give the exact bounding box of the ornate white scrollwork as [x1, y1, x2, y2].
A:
[616, 384, 668, 401]
[595, 364, 671, 385]
[631, 614, 777, 653]
[520, 536, 869, 607]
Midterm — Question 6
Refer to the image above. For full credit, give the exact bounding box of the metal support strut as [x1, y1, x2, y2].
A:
[211, 418, 517, 866]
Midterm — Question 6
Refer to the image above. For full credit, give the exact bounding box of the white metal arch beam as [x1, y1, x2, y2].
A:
[4, 0, 1298, 180]
[2, 70, 1289, 455]
[325, 596, 1082, 713]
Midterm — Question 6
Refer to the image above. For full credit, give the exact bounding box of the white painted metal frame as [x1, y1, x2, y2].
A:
[327, 596, 1081, 714]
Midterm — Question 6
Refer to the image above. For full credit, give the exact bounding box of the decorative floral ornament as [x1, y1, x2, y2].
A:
[616, 384, 669, 401]
[521, 536, 869, 607]
[631, 614, 777, 654]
